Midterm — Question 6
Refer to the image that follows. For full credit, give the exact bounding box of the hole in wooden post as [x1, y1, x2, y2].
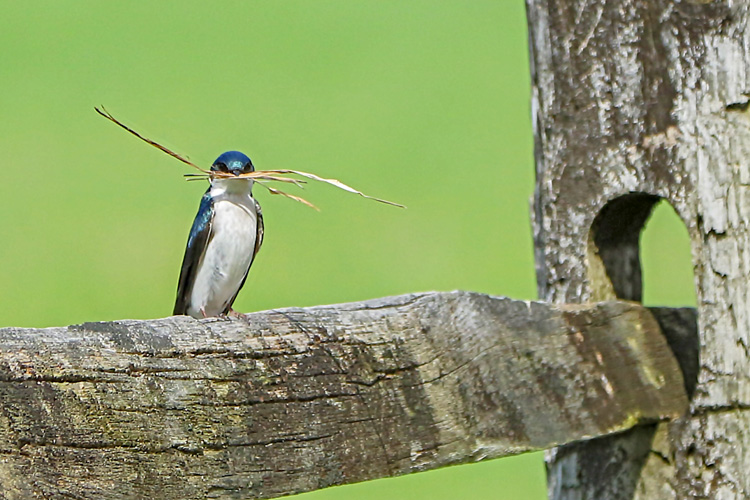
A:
[587, 193, 660, 302]
[641, 200, 699, 399]
[641, 201, 697, 308]
[588, 194, 698, 398]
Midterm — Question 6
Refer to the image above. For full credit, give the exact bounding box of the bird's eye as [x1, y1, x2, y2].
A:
[213, 162, 228, 172]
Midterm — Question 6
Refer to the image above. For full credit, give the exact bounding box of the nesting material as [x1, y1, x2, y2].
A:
[96, 106, 405, 210]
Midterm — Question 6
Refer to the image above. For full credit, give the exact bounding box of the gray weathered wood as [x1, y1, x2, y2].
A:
[0, 292, 685, 499]
[527, 0, 750, 497]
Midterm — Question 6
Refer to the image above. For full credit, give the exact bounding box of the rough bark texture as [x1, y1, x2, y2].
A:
[0, 292, 686, 499]
[527, 0, 750, 498]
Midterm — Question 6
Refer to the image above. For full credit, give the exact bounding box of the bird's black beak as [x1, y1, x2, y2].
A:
[230, 169, 242, 177]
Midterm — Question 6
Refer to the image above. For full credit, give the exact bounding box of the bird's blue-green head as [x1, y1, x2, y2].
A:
[211, 151, 255, 176]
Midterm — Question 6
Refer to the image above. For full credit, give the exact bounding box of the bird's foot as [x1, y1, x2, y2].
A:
[228, 308, 247, 319]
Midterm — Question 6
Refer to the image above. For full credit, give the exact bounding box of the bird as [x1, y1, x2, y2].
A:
[173, 151, 264, 319]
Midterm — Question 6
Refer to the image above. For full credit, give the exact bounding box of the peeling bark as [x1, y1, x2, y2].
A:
[0, 292, 686, 499]
[527, 0, 750, 497]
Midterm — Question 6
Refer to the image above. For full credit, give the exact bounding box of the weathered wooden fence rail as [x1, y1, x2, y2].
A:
[0, 292, 691, 499]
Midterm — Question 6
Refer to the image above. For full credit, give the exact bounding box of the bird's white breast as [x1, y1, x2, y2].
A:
[187, 181, 258, 318]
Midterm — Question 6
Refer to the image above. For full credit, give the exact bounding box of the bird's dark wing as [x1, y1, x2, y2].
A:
[173, 189, 214, 315]
[253, 198, 264, 258]
[224, 198, 264, 314]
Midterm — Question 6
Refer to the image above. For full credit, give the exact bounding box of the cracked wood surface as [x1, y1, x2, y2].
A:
[0, 292, 686, 499]
[527, 0, 750, 497]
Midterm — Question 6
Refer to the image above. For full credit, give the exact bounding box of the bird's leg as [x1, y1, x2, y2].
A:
[200, 307, 208, 318]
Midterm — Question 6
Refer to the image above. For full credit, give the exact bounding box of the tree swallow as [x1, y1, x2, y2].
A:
[173, 151, 264, 319]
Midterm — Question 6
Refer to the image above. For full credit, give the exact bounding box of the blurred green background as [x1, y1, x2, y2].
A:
[0, 1, 695, 499]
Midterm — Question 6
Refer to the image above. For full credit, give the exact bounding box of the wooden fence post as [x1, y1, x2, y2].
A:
[526, 0, 750, 497]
